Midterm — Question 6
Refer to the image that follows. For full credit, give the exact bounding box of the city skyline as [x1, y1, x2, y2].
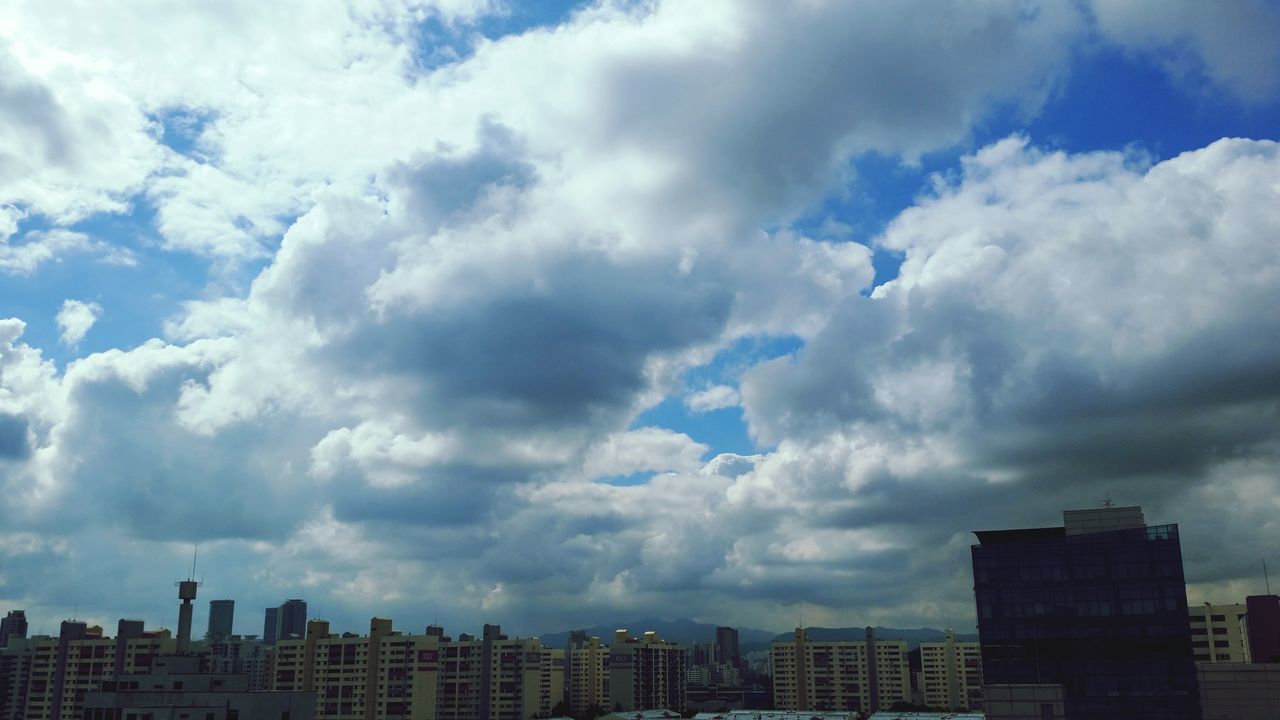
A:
[2, 1, 1280, 639]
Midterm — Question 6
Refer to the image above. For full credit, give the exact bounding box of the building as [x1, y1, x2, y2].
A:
[1245, 594, 1280, 663]
[278, 599, 308, 643]
[0, 637, 35, 720]
[971, 505, 1199, 719]
[1189, 602, 1251, 663]
[207, 634, 269, 691]
[770, 627, 909, 714]
[566, 632, 608, 717]
[715, 627, 740, 671]
[608, 629, 686, 713]
[0, 613, 26, 649]
[12, 620, 176, 720]
[207, 599, 235, 641]
[692, 713, 859, 720]
[1196, 662, 1280, 720]
[82, 653, 315, 720]
[918, 628, 982, 711]
[268, 618, 564, 720]
[264, 606, 280, 646]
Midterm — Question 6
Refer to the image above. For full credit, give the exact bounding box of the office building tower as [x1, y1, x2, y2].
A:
[566, 632, 608, 717]
[1245, 594, 1280, 663]
[770, 627, 909, 713]
[278, 599, 308, 642]
[207, 599, 235, 640]
[919, 628, 983, 711]
[972, 505, 1199, 719]
[1188, 602, 1250, 663]
[608, 629, 687, 713]
[0, 613, 25, 649]
[264, 606, 279, 646]
[716, 626, 740, 670]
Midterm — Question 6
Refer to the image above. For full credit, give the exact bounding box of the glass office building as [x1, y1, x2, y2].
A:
[971, 507, 1200, 719]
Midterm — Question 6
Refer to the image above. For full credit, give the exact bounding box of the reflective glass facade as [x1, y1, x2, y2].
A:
[972, 523, 1200, 719]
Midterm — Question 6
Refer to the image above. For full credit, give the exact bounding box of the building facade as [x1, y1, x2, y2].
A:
[1189, 602, 1251, 664]
[278, 599, 309, 643]
[972, 505, 1200, 720]
[919, 628, 983, 711]
[607, 630, 686, 713]
[770, 627, 909, 714]
[566, 632, 608, 717]
[1245, 594, 1280, 663]
[0, 614, 26, 650]
[268, 618, 563, 720]
[206, 600, 235, 641]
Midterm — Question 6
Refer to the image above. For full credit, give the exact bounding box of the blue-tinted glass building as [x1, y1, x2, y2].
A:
[971, 506, 1199, 720]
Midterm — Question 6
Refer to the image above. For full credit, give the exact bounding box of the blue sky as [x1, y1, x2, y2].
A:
[2, 0, 1280, 639]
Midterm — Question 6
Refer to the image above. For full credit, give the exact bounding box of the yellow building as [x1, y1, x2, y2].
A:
[566, 632, 608, 716]
[919, 628, 983, 710]
[18, 621, 175, 720]
[1189, 602, 1251, 664]
[770, 627, 909, 714]
[269, 619, 563, 720]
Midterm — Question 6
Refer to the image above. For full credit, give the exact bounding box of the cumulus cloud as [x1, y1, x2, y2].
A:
[2, 2, 1278, 636]
[55, 300, 102, 348]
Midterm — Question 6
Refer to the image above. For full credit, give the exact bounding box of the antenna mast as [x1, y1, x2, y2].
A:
[1266, 559, 1272, 596]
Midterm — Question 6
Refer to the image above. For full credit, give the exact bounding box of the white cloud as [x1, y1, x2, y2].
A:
[55, 299, 102, 348]
[684, 385, 741, 413]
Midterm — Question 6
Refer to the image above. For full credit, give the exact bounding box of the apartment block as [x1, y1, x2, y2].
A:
[566, 632, 608, 716]
[608, 629, 686, 713]
[770, 627, 909, 714]
[919, 628, 982, 711]
[269, 618, 563, 720]
[1189, 602, 1251, 664]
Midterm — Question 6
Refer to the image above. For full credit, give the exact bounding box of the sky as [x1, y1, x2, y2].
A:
[2, 0, 1280, 640]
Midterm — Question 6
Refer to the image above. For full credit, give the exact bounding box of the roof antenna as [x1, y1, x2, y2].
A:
[190, 543, 199, 581]
[1266, 559, 1272, 596]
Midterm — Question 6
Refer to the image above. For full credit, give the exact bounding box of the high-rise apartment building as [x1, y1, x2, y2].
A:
[207, 634, 269, 691]
[972, 505, 1200, 720]
[919, 628, 983, 711]
[0, 613, 26, 649]
[207, 599, 235, 640]
[770, 627, 909, 714]
[1188, 602, 1250, 663]
[608, 629, 686, 713]
[268, 618, 564, 720]
[278, 599, 308, 642]
[566, 632, 608, 717]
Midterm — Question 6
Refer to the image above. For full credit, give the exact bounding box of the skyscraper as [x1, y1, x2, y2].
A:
[277, 599, 307, 642]
[207, 599, 235, 640]
[263, 607, 279, 646]
[0, 612, 26, 648]
[972, 506, 1199, 720]
[715, 626, 740, 670]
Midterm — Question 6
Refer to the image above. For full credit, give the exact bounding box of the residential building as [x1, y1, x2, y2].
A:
[1245, 594, 1280, 663]
[82, 653, 315, 720]
[269, 618, 564, 720]
[1189, 602, 1250, 663]
[0, 613, 26, 649]
[0, 637, 34, 720]
[566, 631, 608, 717]
[918, 628, 982, 711]
[207, 634, 269, 691]
[608, 629, 686, 713]
[207, 599, 235, 641]
[769, 627, 909, 714]
[971, 505, 1200, 719]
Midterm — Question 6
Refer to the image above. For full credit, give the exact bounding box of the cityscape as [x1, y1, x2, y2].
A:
[2, 504, 1278, 719]
[3, 2, 1280, 720]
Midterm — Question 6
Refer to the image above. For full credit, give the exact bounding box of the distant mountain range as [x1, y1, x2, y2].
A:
[534, 617, 976, 652]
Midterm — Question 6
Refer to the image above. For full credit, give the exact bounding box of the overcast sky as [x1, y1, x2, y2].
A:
[3, 0, 1280, 640]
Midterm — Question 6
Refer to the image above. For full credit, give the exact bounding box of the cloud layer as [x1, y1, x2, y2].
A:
[1, 1, 1278, 636]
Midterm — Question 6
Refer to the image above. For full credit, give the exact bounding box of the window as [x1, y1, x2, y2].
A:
[1212, 628, 1228, 635]
[1211, 615, 1226, 621]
